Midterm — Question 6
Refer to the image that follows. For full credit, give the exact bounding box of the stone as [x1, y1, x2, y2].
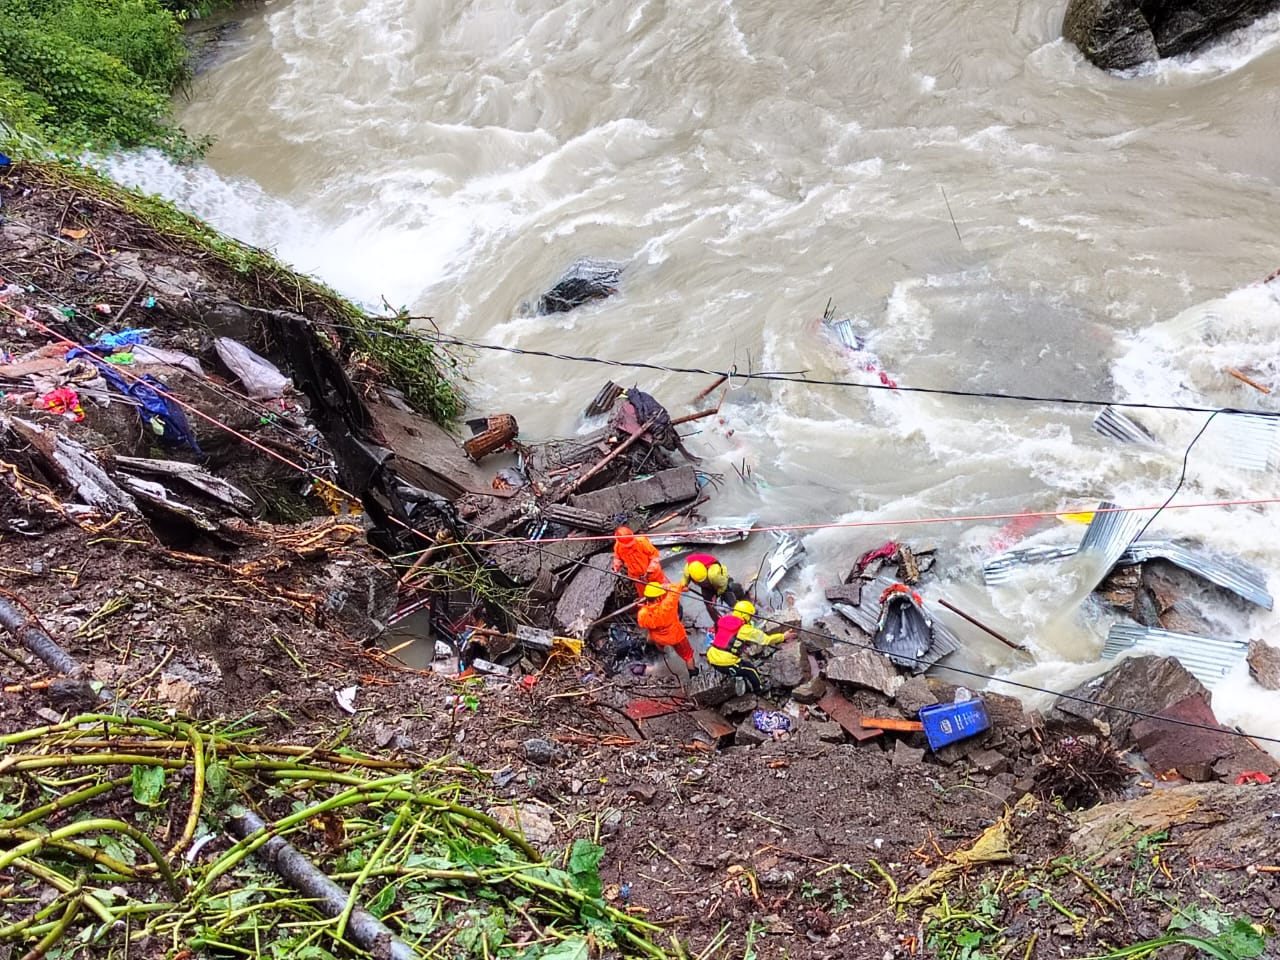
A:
[627, 784, 659, 804]
[1129, 694, 1278, 782]
[522, 738, 557, 765]
[893, 674, 938, 718]
[892, 740, 925, 767]
[759, 638, 813, 690]
[154, 673, 202, 714]
[47, 678, 100, 713]
[791, 676, 829, 704]
[599, 808, 624, 838]
[814, 721, 846, 743]
[824, 582, 863, 606]
[1054, 655, 1208, 746]
[735, 717, 771, 746]
[568, 465, 699, 517]
[489, 803, 556, 846]
[969, 748, 1012, 776]
[825, 648, 903, 698]
[553, 552, 616, 635]
[1247, 638, 1280, 690]
[535, 258, 624, 315]
[720, 694, 763, 716]
[689, 670, 738, 708]
[1063, 0, 1280, 71]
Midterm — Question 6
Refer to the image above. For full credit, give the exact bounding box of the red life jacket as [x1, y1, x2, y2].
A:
[711, 614, 746, 656]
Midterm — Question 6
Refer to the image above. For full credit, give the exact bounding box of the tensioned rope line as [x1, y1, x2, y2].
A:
[439, 507, 1280, 747]
[386, 494, 1280, 560]
[7, 275, 1278, 559]
[308, 318, 1280, 419]
[5, 304, 1275, 748]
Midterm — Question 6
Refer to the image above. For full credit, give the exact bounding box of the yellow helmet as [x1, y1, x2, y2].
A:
[732, 599, 755, 619]
[687, 560, 708, 582]
[643, 582, 667, 599]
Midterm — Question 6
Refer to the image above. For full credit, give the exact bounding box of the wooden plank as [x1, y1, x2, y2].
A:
[817, 690, 884, 742]
[366, 401, 495, 499]
[553, 553, 616, 633]
[690, 709, 735, 745]
[623, 697, 687, 721]
[861, 717, 924, 732]
[569, 465, 699, 517]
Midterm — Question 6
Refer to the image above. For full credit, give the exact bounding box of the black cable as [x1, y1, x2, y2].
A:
[1133, 411, 1220, 544]
[310, 319, 1280, 420]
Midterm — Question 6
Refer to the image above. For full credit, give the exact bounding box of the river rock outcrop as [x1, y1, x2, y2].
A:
[1063, 0, 1280, 70]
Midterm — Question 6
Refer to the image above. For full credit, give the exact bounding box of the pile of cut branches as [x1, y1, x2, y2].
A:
[0, 713, 677, 959]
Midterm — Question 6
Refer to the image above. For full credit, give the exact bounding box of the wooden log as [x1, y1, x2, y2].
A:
[554, 415, 658, 500]
[227, 808, 418, 960]
[0, 597, 82, 678]
[541, 503, 615, 532]
[463, 414, 519, 461]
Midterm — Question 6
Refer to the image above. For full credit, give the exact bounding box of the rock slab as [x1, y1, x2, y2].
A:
[1247, 638, 1280, 690]
[825, 648, 903, 698]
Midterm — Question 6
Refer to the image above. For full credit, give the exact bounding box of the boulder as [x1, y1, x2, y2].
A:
[689, 669, 738, 707]
[759, 639, 812, 690]
[893, 674, 938, 718]
[1063, 0, 1280, 71]
[1247, 638, 1280, 690]
[791, 676, 829, 704]
[1053, 655, 1208, 745]
[1129, 694, 1278, 782]
[536, 258, 624, 315]
[825, 648, 903, 698]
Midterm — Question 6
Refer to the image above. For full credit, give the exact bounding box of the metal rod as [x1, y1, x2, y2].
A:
[937, 598, 1027, 653]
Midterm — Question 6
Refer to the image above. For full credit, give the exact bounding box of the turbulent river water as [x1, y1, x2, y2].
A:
[104, 0, 1280, 744]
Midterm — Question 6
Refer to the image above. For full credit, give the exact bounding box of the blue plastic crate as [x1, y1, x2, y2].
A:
[919, 698, 990, 751]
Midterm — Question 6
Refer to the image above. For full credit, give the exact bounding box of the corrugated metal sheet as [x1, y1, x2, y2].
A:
[825, 318, 865, 351]
[984, 544, 1081, 585]
[1201, 413, 1280, 474]
[1102, 622, 1249, 689]
[984, 501, 1152, 589]
[1092, 406, 1156, 445]
[1116, 539, 1273, 610]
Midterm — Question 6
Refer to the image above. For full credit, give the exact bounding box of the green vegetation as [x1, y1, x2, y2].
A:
[0, 0, 206, 155]
[0, 713, 678, 959]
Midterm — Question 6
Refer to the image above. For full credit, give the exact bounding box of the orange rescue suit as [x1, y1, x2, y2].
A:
[613, 534, 664, 595]
[637, 583, 688, 648]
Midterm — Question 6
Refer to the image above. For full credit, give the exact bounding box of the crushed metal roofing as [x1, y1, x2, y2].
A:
[648, 516, 757, 548]
[764, 531, 806, 593]
[1118, 539, 1273, 610]
[1102, 622, 1249, 689]
[831, 574, 961, 674]
[986, 530, 1273, 610]
[1092, 406, 1280, 474]
[1092, 407, 1156, 446]
[985, 501, 1153, 592]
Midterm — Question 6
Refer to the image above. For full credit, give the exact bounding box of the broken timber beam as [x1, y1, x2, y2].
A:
[569, 465, 699, 517]
[554, 553, 616, 634]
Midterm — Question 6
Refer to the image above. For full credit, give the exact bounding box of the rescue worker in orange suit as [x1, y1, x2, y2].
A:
[636, 580, 697, 687]
[611, 526, 664, 597]
[681, 552, 748, 622]
[706, 600, 794, 694]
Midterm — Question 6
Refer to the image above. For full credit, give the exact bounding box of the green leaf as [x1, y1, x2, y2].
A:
[1218, 918, 1266, 959]
[366, 883, 395, 919]
[567, 839, 605, 899]
[131, 763, 165, 805]
[539, 937, 589, 960]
